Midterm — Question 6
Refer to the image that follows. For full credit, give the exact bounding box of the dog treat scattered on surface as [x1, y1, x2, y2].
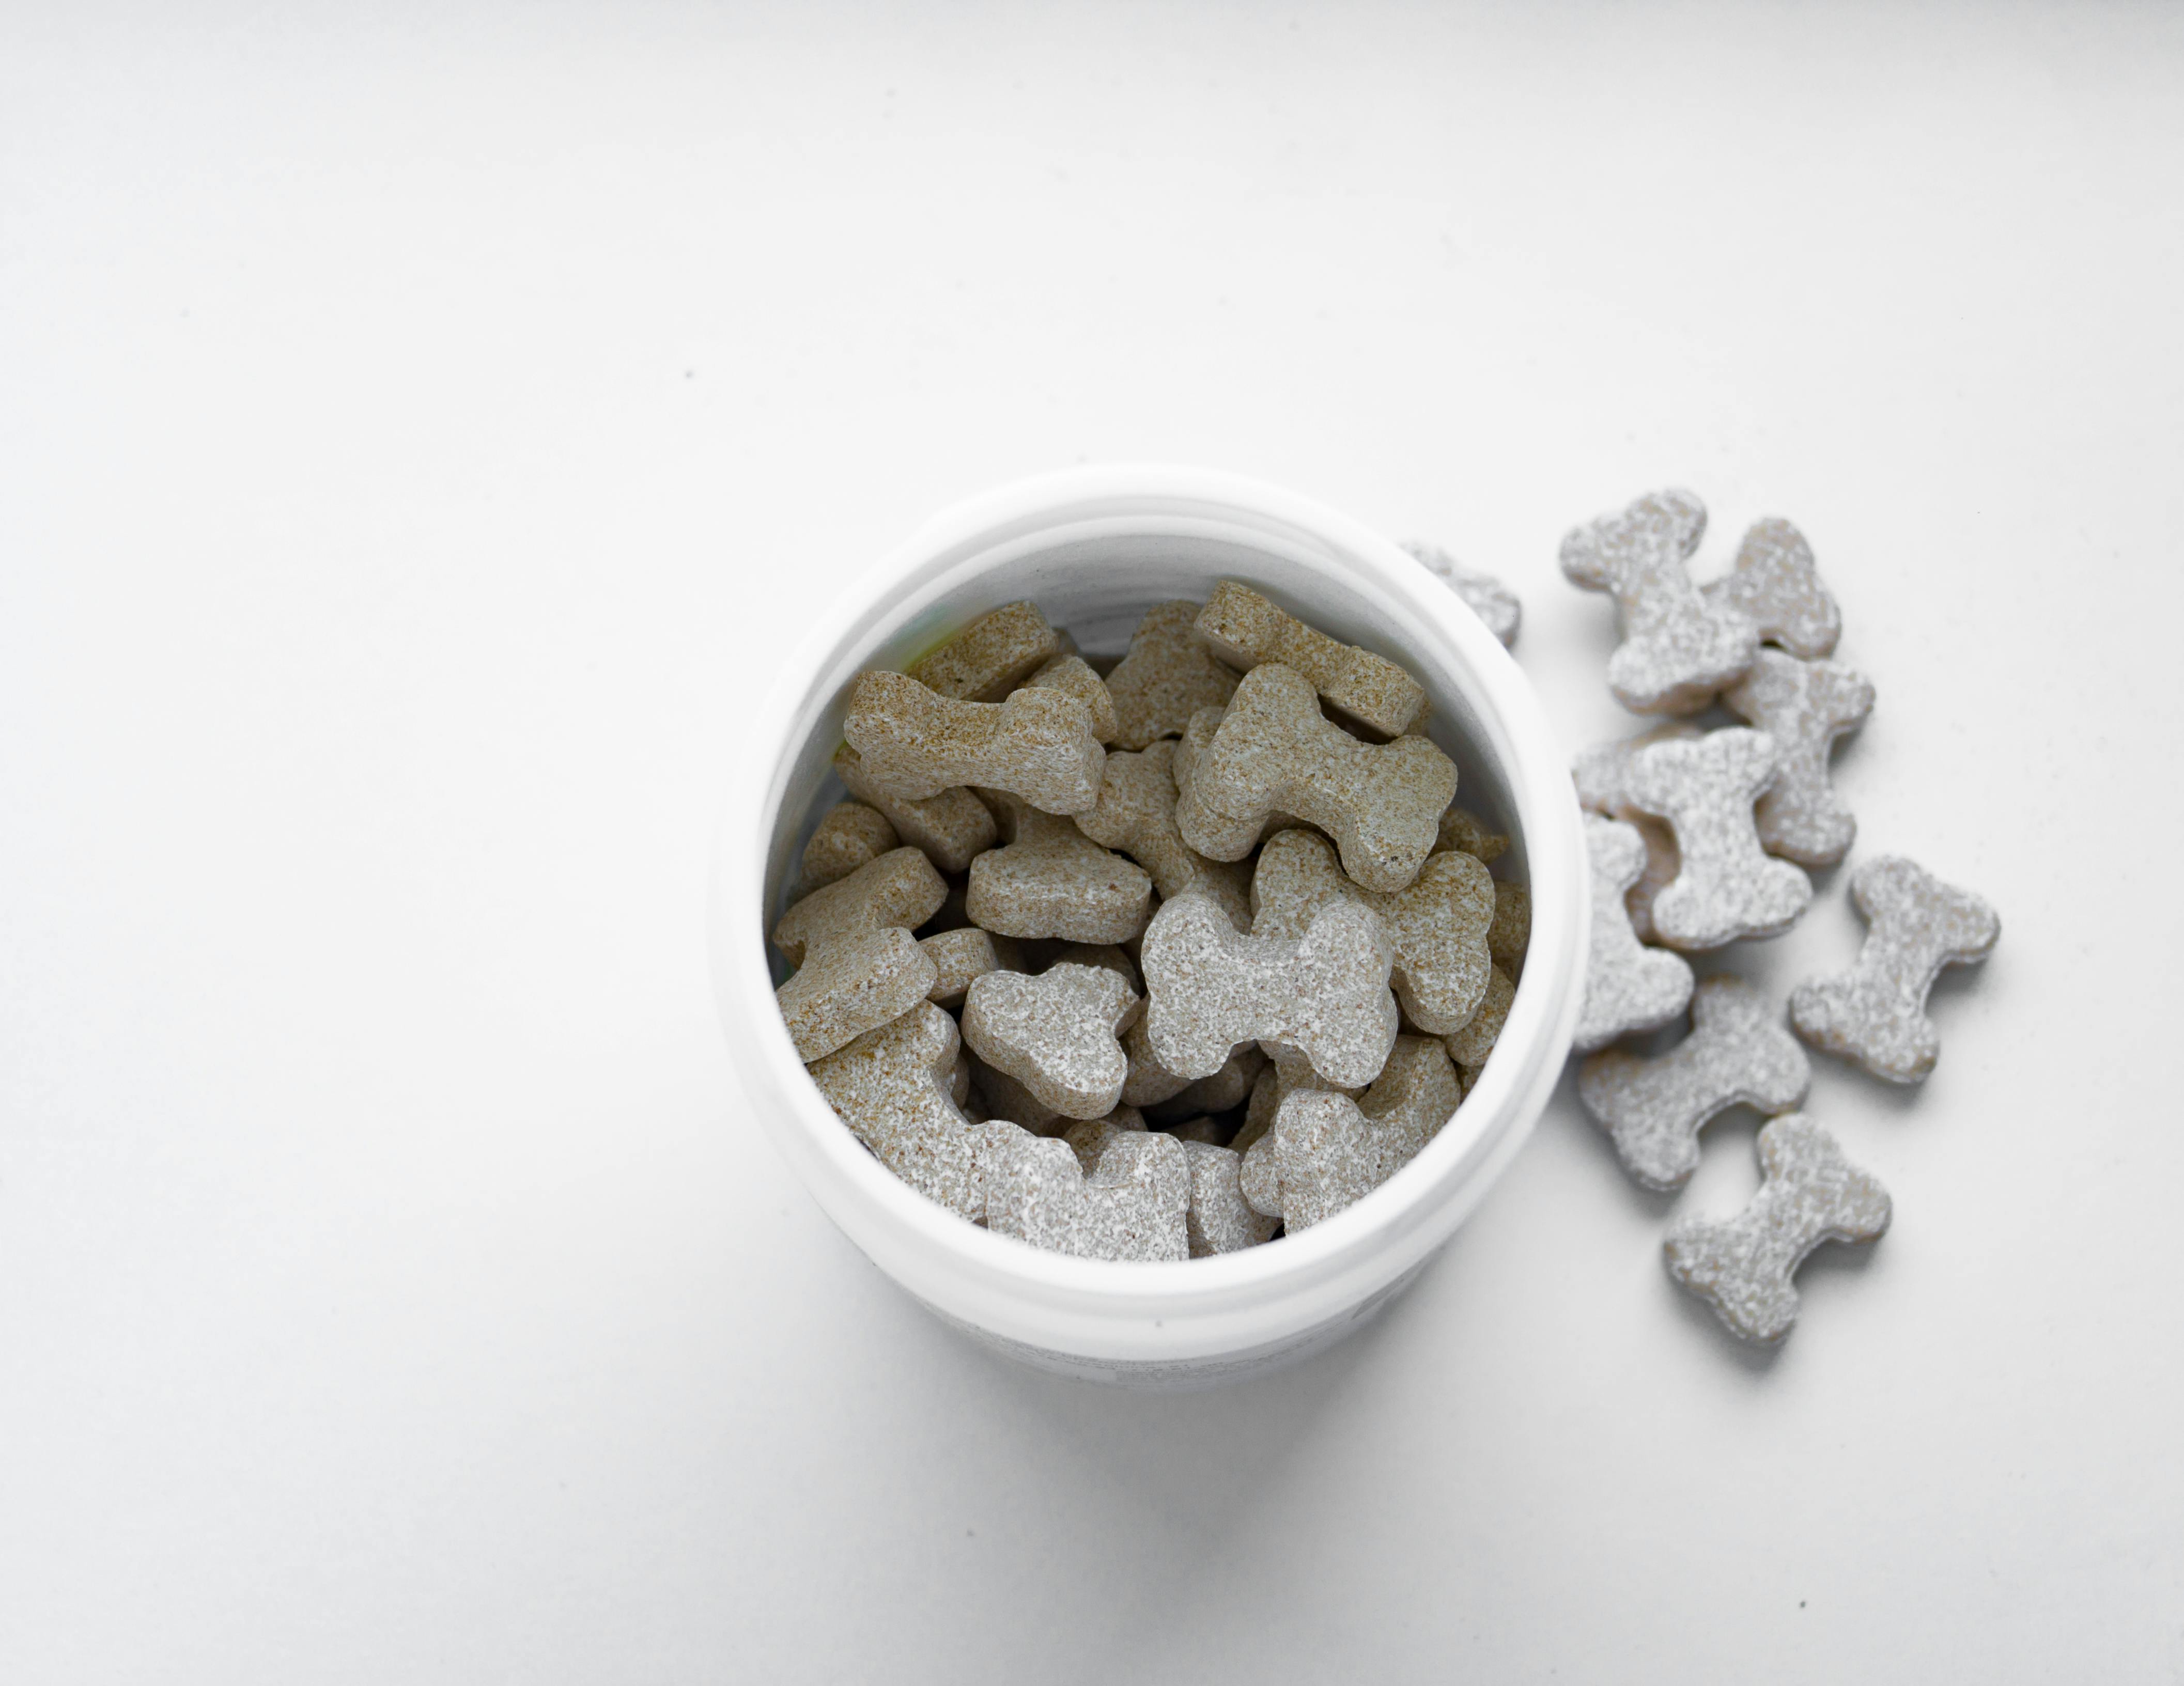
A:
[984, 1128, 1191, 1261]
[1196, 581, 1429, 737]
[1402, 541, 1522, 647]
[1075, 739, 1252, 930]
[966, 792, 1154, 943]
[1576, 815, 1695, 1052]
[961, 962, 1140, 1121]
[906, 600, 1063, 702]
[1024, 652, 1120, 744]
[1103, 600, 1242, 750]
[843, 669, 1107, 815]
[1441, 963, 1514, 1075]
[920, 926, 1001, 1007]
[1251, 826, 1494, 1036]
[1722, 649, 1875, 868]
[1061, 1106, 1147, 1174]
[1559, 489, 1758, 715]
[1790, 855, 2000, 1083]
[1699, 517, 1841, 660]
[1623, 728, 1813, 949]
[1434, 804, 1509, 864]
[1144, 1041, 1266, 1123]
[1572, 722, 1702, 816]
[773, 847, 948, 1061]
[1663, 1114, 1891, 1344]
[833, 743, 998, 873]
[808, 1002, 987, 1221]
[1141, 893, 1397, 1088]
[799, 801, 900, 894]
[1182, 1141, 1278, 1255]
[1175, 663, 1457, 893]
[1578, 975, 1811, 1192]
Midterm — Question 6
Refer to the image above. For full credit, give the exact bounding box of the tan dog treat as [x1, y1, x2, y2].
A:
[1023, 652, 1120, 744]
[1664, 1114, 1890, 1344]
[1559, 489, 1758, 715]
[967, 1054, 1065, 1135]
[1182, 1141, 1277, 1255]
[1578, 975, 1811, 1192]
[1576, 816, 1695, 1053]
[965, 791, 1154, 943]
[950, 1049, 973, 1110]
[772, 847, 948, 1062]
[1196, 582, 1428, 737]
[1140, 893, 1397, 1088]
[1402, 541, 1522, 647]
[1176, 664, 1458, 893]
[1489, 880, 1530, 973]
[1623, 727, 1813, 949]
[984, 1129, 1191, 1261]
[1041, 942, 1140, 989]
[799, 801, 900, 893]
[1170, 706, 1281, 860]
[920, 926, 1000, 1007]
[1074, 739, 1252, 930]
[1250, 827, 1495, 1037]
[1790, 855, 2000, 1084]
[1434, 804, 1508, 864]
[906, 600, 1062, 701]
[807, 1002, 986, 1221]
[961, 962, 1140, 1121]
[1441, 964, 1514, 1073]
[1102, 601, 1241, 750]
[1232, 1063, 1282, 1158]
[1145, 1042, 1266, 1123]
[1699, 517, 1841, 659]
[1258, 1039, 1366, 1100]
[1239, 1041, 1455, 1226]
[843, 669, 1106, 815]
[833, 743, 997, 873]
[1061, 1106, 1147, 1174]
[1120, 1014, 1195, 1109]
[1722, 649, 1875, 868]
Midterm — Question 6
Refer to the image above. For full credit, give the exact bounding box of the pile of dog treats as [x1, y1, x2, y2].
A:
[771, 586, 1527, 1261]
[1562, 489, 2001, 1345]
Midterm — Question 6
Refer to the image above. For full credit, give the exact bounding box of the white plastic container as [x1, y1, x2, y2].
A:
[709, 465, 1587, 1387]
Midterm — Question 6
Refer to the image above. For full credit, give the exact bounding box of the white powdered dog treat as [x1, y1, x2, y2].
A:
[1250, 827, 1495, 1036]
[1402, 541, 1522, 647]
[1623, 728, 1813, 949]
[1790, 855, 2000, 1084]
[1572, 725, 1701, 944]
[1074, 739, 1252, 930]
[1182, 1140, 1277, 1255]
[807, 1002, 987, 1221]
[968, 1055, 1065, 1135]
[843, 669, 1107, 816]
[1140, 893, 1397, 1088]
[1576, 815, 1695, 1053]
[1196, 582, 1429, 737]
[833, 743, 998, 874]
[920, 926, 1000, 1007]
[1620, 817, 1681, 945]
[772, 847, 948, 1061]
[1061, 1106, 1147, 1174]
[1145, 1042, 1266, 1123]
[799, 801, 900, 893]
[1434, 804, 1508, 864]
[1023, 652, 1120, 744]
[985, 1129, 1191, 1261]
[1578, 975, 1811, 1192]
[1559, 489, 1758, 715]
[966, 791, 1154, 944]
[1664, 1114, 1891, 1344]
[1699, 517, 1841, 660]
[1722, 649, 1875, 868]
[906, 600, 1062, 701]
[963, 963, 1139, 1121]
[1102, 601, 1241, 750]
[1175, 664, 1458, 893]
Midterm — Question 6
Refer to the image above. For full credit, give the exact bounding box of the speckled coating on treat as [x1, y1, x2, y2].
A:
[1575, 815, 1695, 1053]
[799, 801, 900, 894]
[1196, 581, 1428, 738]
[1664, 1114, 1890, 1344]
[1401, 541, 1522, 648]
[1621, 816, 1681, 945]
[1240, 1085, 1431, 1229]
[1257, 1039, 1365, 1100]
[961, 962, 1140, 1121]
[1169, 707, 1279, 859]
[919, 927, 1000, 1007]
[906, 600, 1062, 702]
[1120, 1013, 1195, 1108]
[1074, 739, 1252, 930]
[1023, 652, 1120, 744]
[1489, 880, 1530, 973]
[1038, 942, 1140, 989]
[965, 795, 1153, 943]
[1251, 828, 1494, 1037]
[1176, 664, 1457, 894]
[1434, 804, 1508, 864]
[1623, 727, 1813, 949]
[807, 1002, 986, 1221]
[1790, 855, 2000, 1084]
[984, 1129, 1191, 1261]
[1140, 894, 1397, 1088]
[843, 669, 1106, 815]
[1572, 728, 1698, 945]
[1722, 649, 1875, 868]
[1699, 517, 1841, 659]
[1559, 489, 1757, 715]
[1578, 975, 1811, 1192]
[1102, 601, 1241, 750]
[833, 743, 997, 874]
[1061, 1106, 1147, 1174]
[1441, 963, 1514, 1074]
[1182, 1141, 1276, 1255]
[967, 1054, 1065, 1135]
[1357, 1033, 1462, 1166]
[772, 847, 947, 1061]
[1144, 1042, 1265, 1123]
[1232, 1063, 1282, 1158]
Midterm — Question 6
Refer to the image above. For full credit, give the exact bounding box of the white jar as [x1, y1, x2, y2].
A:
[709, 465, 1587, 1388]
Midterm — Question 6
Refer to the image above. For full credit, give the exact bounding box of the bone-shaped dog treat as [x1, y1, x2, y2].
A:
[1170, 706, 1280, 860]
[967, 1054, 1064, 1135]
[1401, 541, 1522, 648]
[1236, 1033, 1457, 1222]
[984, 1128, 1190, 1261]
[799, 801, 899, 894]
[919, 927, 1000, 1007]
[807, 1001, 988, 1221]
[1145, 1042, 1265, 1123]
[843, 669, 1106, 815]
[1699, 517, 1840, 659]
[1120, 1014, 1195, 1109]
[1250, 827, 1494, 1037]
[965, 791, 1154, 943]
[1623, 728, 1812, 949]
[1102, 601, 1241, 750]
[1489, 881, 1530, 974]
[961, 962, 1140, 1121]
[1196, 582, 1429, 737]
[1176, 664, 1458, 894]
[1023, 652, 1119, 744]
[1239, 1091, 1379, 1226]
[1559, 489, 1758, 715]
[1061, 1106, 1146, 1174]
[1074, 739, 1252, 930]
[1182, 1141, 1277, 1255]
[1573, 724, 1701, 943]
[833, 743, 997, 874]
[1258, 1039, 1365, 1100]
[1575, 815, 1695, 1053]
[1141, 893, 1397, 1088]
[1578, 975, 1811, 1192]
[772, 847, 948, 1061]
[1434, 804, 1508, 864]
[1663, 1114, 1891, 1344]
[1442, 963, 1513, 1075]
[1790, 855, 2000, 1083]
[906, 600, 1062, 701]
[1721, 649, 1875, 868]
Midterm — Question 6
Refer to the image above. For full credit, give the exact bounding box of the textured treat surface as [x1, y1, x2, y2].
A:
[1196, 580, 1428, 737]
[1622, 727, 1813, 949]
[1575, 815, 1694, 1052]
[1102, 600, 1241, 750]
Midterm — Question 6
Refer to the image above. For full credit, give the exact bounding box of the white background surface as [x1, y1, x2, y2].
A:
[3, 3, 2180, 1680]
